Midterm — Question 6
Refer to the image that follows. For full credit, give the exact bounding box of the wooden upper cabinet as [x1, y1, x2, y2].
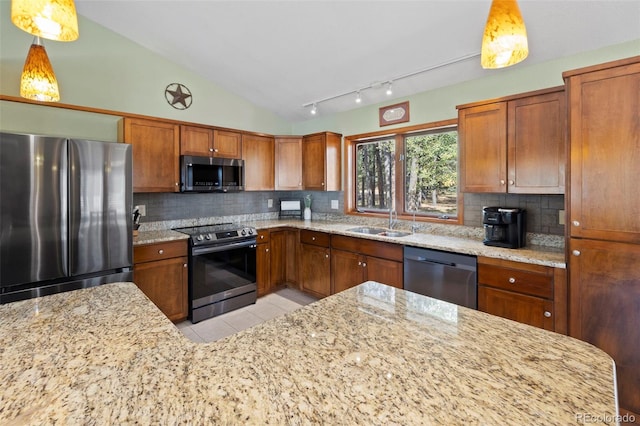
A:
[302, 132, 342, 191]
[118, 117, 180, 193]
[275, 136, 303, 190]
[507, 91, 566, 194]
[180, 125, 242, 159]
[565, 59, 640, 243]
[458, 102, 507, 193]
[242, 134, 274, 191]
[458, 87, 565, 194]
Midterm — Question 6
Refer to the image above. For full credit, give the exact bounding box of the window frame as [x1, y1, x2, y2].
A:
[344, 118, 462, 225]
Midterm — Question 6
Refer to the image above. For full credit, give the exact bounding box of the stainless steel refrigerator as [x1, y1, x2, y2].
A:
[0, 132, 133, 303]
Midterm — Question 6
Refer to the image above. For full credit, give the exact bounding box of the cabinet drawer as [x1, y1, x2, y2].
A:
[134, 239, 188, 263]
[478, 286, 554, 331]
[300, 230, 330, 247]
[257, 229, 270, 243]
[331, 235, 403, 261]
[478, 263, 553, 299]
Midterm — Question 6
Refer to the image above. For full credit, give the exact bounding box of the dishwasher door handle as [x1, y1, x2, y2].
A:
[404, 255, 456, 267]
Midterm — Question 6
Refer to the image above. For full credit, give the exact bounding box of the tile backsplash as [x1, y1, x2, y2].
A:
[134, 191, 565, 236]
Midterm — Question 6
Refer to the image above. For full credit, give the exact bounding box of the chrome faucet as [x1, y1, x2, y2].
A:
[389, 208, 397, 229]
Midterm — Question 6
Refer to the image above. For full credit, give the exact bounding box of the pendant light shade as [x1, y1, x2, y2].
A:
[20, 37, 60, 102]
[11, 0, 79, 42]
[481, 0, 528, 69]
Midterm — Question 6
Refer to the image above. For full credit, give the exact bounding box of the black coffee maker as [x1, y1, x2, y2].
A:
[482, 207, 526, 248]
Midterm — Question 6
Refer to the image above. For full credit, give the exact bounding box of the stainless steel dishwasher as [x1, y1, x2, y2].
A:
[403, 246, 477, 309]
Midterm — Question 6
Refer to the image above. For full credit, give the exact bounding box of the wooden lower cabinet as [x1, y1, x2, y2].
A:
[299, 230, 331, 298]
[330, 235, 403, 294]
[133, 240, 188, 322]
[477, 256, 566, 333]
[256, 230, 271, 297]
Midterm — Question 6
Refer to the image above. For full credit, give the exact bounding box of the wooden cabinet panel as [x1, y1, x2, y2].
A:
[331, 249, 365, 294]
[478, 286, 554, 331]
[507, 91, 565, 194]
[134, 239, 188, 263]
[275, 136, 303, 190]
[134, 255, 188, 322]
[365, 256, 403, 289]
[567, 61, 640, 243]
[300, 243, 331, 298]
[285, 229, 299, 285]
[242, 134, 274, 191]
[213, 130, 242, 159]
[478, 262, 553, 299]
[180, 125, 214, 156]
[300, 230, 330, 247]
[331, 235, 403, 261]
[569, 238, 640, 414]
[256, 241, 271, 297]
[458, 102, 507, 193]
[119, 118, 180, 193]
[270, 230, 286, 288]
[302, 132, 341, 191]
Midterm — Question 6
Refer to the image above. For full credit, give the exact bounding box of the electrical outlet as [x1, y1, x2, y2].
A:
[558, 210, 565, 225]
[331, 200, 339, 209]
[268, 199, 273, 208]
[138, 205, 146, 216]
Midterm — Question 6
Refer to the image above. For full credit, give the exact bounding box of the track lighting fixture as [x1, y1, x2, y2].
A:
[301, 52, 480, 116]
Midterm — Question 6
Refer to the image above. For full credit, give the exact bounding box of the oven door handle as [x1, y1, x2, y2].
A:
[192, 239, 257, 255]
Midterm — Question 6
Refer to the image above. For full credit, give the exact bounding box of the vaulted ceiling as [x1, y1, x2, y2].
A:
[76, 1, 640, 122]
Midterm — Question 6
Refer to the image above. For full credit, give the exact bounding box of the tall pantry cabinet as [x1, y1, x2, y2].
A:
[564, 56, 640, 417]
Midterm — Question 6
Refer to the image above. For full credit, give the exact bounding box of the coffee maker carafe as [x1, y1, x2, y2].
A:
[482, 207, 526, 249]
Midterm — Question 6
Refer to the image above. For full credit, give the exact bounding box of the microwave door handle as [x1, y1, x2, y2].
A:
[192, 240, 256, 255]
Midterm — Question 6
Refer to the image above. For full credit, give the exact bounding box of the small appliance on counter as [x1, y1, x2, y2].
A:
[279, 198, 304, 220]
[482, 207, 526, 249]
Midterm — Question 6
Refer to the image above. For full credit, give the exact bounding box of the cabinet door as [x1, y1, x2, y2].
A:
[458, 102, 507, 193]
[507, 91, 565, 194]
[331, 249, 364, 294]
[365, 256, 403, 289]
[567, 62, 640, 243]
[134, 256, 188, 322]
[300, 243, 331, 298]
[275, 136, 303, 190]
[213, 130, 242, 159]
[242, 134, 275, 190]
[302, 134, 326, 190]
[569, 238, 640, 414]
[270, 230, 286, 287]
[478, 286, 554, 331]
[180, 125, 213, 156]
[120, 118, 180, 193]
[256, 242, 271, 297]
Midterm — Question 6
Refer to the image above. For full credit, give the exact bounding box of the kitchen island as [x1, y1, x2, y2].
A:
[0, 282, 616, 425]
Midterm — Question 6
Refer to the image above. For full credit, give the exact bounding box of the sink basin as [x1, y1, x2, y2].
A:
[378, 231, 411, 238]
[346, 227, 388, 235]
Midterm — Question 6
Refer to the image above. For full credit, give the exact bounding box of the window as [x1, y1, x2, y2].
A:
[347, 119, 459, 223]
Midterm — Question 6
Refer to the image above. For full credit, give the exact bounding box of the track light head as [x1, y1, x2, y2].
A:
[386, 82, 393, 96]
[310, 103, 317, 115]
[355, 91, 362, 104]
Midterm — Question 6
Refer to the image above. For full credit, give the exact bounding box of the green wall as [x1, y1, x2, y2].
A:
[0, 0, 290, 140]
[292, 40, 640, 137]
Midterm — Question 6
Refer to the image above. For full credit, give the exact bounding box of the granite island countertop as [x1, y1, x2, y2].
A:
[134, 219, 565, 268]
[0, 282, 616, 425]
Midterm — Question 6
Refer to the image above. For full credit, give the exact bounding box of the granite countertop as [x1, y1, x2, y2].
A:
[0, 282, 616, 424]
[134, 219, 565, 268]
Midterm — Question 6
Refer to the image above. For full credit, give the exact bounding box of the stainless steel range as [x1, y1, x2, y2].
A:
[174, 223, 257, 323]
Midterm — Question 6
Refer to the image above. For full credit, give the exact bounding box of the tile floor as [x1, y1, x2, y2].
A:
[175, 287, 318, 343]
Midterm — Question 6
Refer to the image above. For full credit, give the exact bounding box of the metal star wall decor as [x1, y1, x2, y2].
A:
[165, 83, 192, 110]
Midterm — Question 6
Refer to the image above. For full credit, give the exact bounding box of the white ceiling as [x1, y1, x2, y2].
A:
[75, 1, 640, 122]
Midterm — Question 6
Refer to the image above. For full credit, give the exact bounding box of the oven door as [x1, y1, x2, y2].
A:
[190, 239, 257, 316]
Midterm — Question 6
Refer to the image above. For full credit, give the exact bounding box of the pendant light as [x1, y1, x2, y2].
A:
[20, 37, 60, 102]
[11, 0, 79, 42]
[481, 0, 528, 69]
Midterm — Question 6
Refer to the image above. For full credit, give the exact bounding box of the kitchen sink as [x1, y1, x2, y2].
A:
[346, 227, 410, 238]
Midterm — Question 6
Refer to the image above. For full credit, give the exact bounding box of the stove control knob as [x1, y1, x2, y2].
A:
[205, 233, 212, 240]
[248, 228, 254, 235]
[241, 229, 247, 236]
[196, 235, 204, 241]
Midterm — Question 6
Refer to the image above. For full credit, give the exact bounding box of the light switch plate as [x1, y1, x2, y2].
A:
[558, 210, 565, 225]
[331, 200, 339, 209]
[268, 199, 273, 208]
[137, 205, 146, 216]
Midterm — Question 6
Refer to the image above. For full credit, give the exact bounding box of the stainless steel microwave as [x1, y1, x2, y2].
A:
[180, 155, 245, 192]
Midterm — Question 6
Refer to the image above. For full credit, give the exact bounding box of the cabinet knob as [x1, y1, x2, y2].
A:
[358, 261, 362, 266]
[312, 236, 316, 241]
[572, 220, 580, 227]
[265, 248, 269, 253]
[508, 180, 514, 185]
[500, 180, 505, 185]
[214, 148, 219, 153]
[175, 182, 179, 186]
[325, 254, 329, 259]
[322, 182, 325, 186]
[298, 182, 302, 186]
[508, 277, 516, 284]
[572, 250, 581, 256]
[209, 148, 214, 152]
[362, 262, 367, 268]
[260, 235, 264, 239]
[544, 311, 552, 318]
[183, 263, 187, 268]
[158, 249, 164, 254]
